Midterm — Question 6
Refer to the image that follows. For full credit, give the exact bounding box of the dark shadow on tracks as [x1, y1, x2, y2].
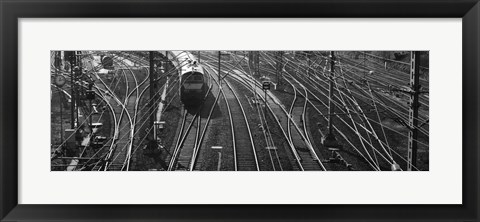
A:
[184, 90, 222, 119]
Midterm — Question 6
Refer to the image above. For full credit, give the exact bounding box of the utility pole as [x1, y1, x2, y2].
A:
[248, 51, 260, 76]
[149, 51, 155, 139]
[256, 52, 260, 76]
[88, 83, 93, 127]
[54, 71, 67, 145]
[69, 52, 75, 129]
[264, 88, 267, 118]
[248, 51, 252, 71]
[76, 51, 81, 127]
[60, 92, 64, 141]
[218, 51, 221, 87]
[248, 52, 255, 100]
[165, 51, 169, 73]
[307, 55, 310, 77]
[322, 51, 338, 148]
[407, 51, 421, 171]
[276, 51, 283, 86]
[327, 51, 335, 136]
[198, 51, 200, 63]
[54, 51, 61, 69]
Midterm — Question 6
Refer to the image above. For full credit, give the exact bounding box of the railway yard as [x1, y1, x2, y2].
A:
[50, 50, 429, 171]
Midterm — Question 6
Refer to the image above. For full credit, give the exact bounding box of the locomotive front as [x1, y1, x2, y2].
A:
[180, 64, 206, 104]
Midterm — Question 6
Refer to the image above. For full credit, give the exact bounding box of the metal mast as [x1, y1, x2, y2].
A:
[327, 51, 335, 136]
[407, 51, 421, 171]
[69, 52, 75, 129]
[218, 51, 221, 87]
[276, 51, 284, 86]
[322, 51, 338, 148]
[149, 51, 155, 139]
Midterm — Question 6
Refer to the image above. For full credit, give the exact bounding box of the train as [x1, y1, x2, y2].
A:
[172, 51, 209, 105]
[100, 55, 114, 69]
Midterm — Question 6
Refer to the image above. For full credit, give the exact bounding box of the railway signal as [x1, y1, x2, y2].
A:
[262, 81, 271, 120]
[153, 121, 165, 142]
[262, 81, 271, 90]
[54, 74, 66, 88]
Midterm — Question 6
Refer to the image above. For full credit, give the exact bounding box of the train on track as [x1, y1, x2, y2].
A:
[172, 51, 209, 105]
[101, 55, 114, 69]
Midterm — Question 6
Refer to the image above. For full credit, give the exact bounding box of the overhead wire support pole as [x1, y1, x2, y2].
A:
[328, 51, 335, 136]
[276, 51, 283, 86]
[256, 51, 260, 76]
[88, 83, 93, 127]
[60, 90, 64, 143]
[322, 51, 338, 148]
[149, 51, 155, 140]
[407, 51, 421, 171]
[75, 51, 82, 129]
[218, 51, 221, 88]
[69, 51, 75, 129]
[248, 51, 255, 100]
[264, 88, 267, 120]
[308, 55, 311, 77]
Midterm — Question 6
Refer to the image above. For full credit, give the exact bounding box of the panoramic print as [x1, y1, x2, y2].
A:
[50, 51, 429, 171]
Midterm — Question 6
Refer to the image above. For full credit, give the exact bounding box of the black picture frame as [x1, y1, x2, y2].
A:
[1, 0, 479, 221]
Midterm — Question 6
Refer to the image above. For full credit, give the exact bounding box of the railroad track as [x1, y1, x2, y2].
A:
[296, 52, 429, 134]
[299, 53, 429, 137]
[106, 55, 154, 171]
[202, 62, 260, 171]
[233, 52, 325, 170]
[84, 56, 137, 171]
[262, 52, 389, 169]
[222, 77, 259, 171]
[166, 51, 260, 171]
[51, 81, 119, 171]
[121, 51, 203, 171]
[201, 52, 308, 170]
[53, 51, 178, 171]
[168, 106, 201, 171]
[201, 53, 288, 171]
[52, 51, 428, 171]
[167, 86, 217, 171]
[336, 58, 429, 134]
[227, 51, 391, 170]
[261, 51, 418, 170]
[166, 51, 217, 171]
[206, 54, 305, 170]
[285, 81, 324, 170]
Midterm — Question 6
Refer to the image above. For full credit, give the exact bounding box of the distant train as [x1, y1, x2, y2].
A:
[171, 51, 209, 105]
[101, 55, 114, 69]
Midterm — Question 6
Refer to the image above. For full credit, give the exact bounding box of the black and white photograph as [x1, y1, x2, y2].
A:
[50, 51, 429, 171]
[4, 0, 478, 219]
